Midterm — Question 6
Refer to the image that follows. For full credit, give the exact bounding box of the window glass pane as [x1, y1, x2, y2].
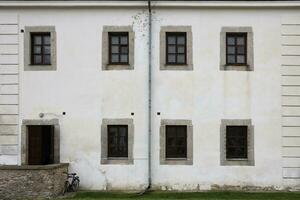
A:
[44, 55, 51, 65]
[237, 55, 245, 64]
[111, 54, 119, 63]
[111, 36, 119, 44]
[120, 36, 128, 45]
[227, 37, 235, 45]
[237, 46, 245, 54]
[177, 36, 185, 45]
[167, 36, 176, 45]
[227, 55, 235, 63]
[226, 126, 248, 159]
[168, 46, 176, 54]
[33, 46, 41, 54]
[111, 46, 119, 53]
[120, 46, 128, 54]
[177, 55, 185, 64]
[237, 37, 245, 45]
[43, 35, 51, 45]
[44, 46, 51, 54]
[34, 55, 41, 64]
[120, 54, 128, 63]
[33, 36, 42, 45]
[177, 46, 185, 53]
[227, 46, 235, 54]
[168, 54, 176, 63]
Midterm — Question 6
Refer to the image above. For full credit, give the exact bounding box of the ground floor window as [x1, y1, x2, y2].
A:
[101, 118, 134, 165]
[220, 119, 254, 166]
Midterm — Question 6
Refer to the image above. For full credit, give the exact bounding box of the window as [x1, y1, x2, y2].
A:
[24, 26, 56, 71]
[102, 26, 134, 70]
[166, 33, 186, 65]
[101, 118, 134, 165]
[31, 33, 51, 65]
[160, 119, 193, 165]
[220, 119, 254, 166]
[226, 33, 247, 65]
[160, 26, 193, 70]
[220, 27, 253, 71]
[166, 125, 187, 158]
[107, 125, 128, 158]
[226, 126, 247, 159]
[109, 33, 129, 65]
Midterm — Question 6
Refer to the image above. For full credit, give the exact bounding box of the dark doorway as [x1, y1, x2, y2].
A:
[28, 125, 54, 165]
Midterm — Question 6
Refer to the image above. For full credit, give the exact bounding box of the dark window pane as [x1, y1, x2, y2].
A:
[177, 55, 185, 64]
[44, 55, 51, 65]
[34, 55, 41, 64]
[177, 46, 185, 53]
[227, 55, 235, 63]
[120, 54, 128, 63]
[166, 125, 187, 158]
[120, 36, 128, 45]
[167, 36, 176, 44]
[237, 46, 245, 54]
[227, 37, 235, 45]
[111, 54, 119, 63]
[168, 54, 176, 63]
[237, 55, 245, 64]
[120, 46, 128, 54]
[237, 37, 245, 45]
[226, 126, 248, 159]
[33, 46, 41, 54]
[177, 36, 185, 45]
[227, 46, 235, 54]
[111, 46, 119, 53]
[44, 46, 51, 54]
[34, 36, 42, 45]
[111, 36, 119, 44]
[107, 125, 128, 158]
[168, 46, 176, 54]
[44, 36, 51, 45]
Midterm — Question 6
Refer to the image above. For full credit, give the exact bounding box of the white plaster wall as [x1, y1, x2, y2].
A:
[0, 6, 299, 190]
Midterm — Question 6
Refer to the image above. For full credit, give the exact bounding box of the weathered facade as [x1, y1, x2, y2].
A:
[0, 0, 300, 192]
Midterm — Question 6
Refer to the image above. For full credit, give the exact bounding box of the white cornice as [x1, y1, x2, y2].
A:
[0, 1, 300, 8]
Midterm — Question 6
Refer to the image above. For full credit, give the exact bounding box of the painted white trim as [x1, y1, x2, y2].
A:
[0, 1, 300, 8]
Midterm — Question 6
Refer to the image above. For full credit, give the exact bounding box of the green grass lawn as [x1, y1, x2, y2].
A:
[62, 191, 300, 200]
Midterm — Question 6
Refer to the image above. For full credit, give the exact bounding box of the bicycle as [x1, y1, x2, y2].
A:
[63, 172, 80, 195]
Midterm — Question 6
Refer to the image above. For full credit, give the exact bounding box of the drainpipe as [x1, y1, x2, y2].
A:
[147, 0, 152, 191]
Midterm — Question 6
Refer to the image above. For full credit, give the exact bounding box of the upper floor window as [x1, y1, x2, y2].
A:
[166, 32, 186, 65]
[226, 33, 247, 65]
[102, 26, 134, 70]
[24, 26, 56, 71]
[109, 32, 129, 65]
[107, 125, 128, 158]
[220, 27, 253, 71]
[160, 26, 193, 70]
[31, 33, 51, 65]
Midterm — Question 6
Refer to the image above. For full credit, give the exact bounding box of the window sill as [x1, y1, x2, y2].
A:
[24, 64, 56, 71]
[103, 64, 134, 71]
[221, 159, 254, 166]
[161, 158, 193, 165]
[160, 64, 193, 71]
[220, 64, 252, 71]
[101, 157, 133, 165]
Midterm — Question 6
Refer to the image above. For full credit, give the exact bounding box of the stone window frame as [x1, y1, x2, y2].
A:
[220, 27, 254, 71]
[220, 119, 255, 166]
[21, 119, 60, 165]
[102, 26, 134, 70]
[24, 26, 57, 71]
[160, 119, 193, 165]
[160, 26, 193, 71]
[101, 118, 134, 165]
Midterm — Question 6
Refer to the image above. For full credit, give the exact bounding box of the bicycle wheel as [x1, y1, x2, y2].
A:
[71, 179, 80, 192]
[63, 181, 70, 195]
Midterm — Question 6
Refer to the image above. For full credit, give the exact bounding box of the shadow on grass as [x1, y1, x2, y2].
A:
[67, 191, 300, 200]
